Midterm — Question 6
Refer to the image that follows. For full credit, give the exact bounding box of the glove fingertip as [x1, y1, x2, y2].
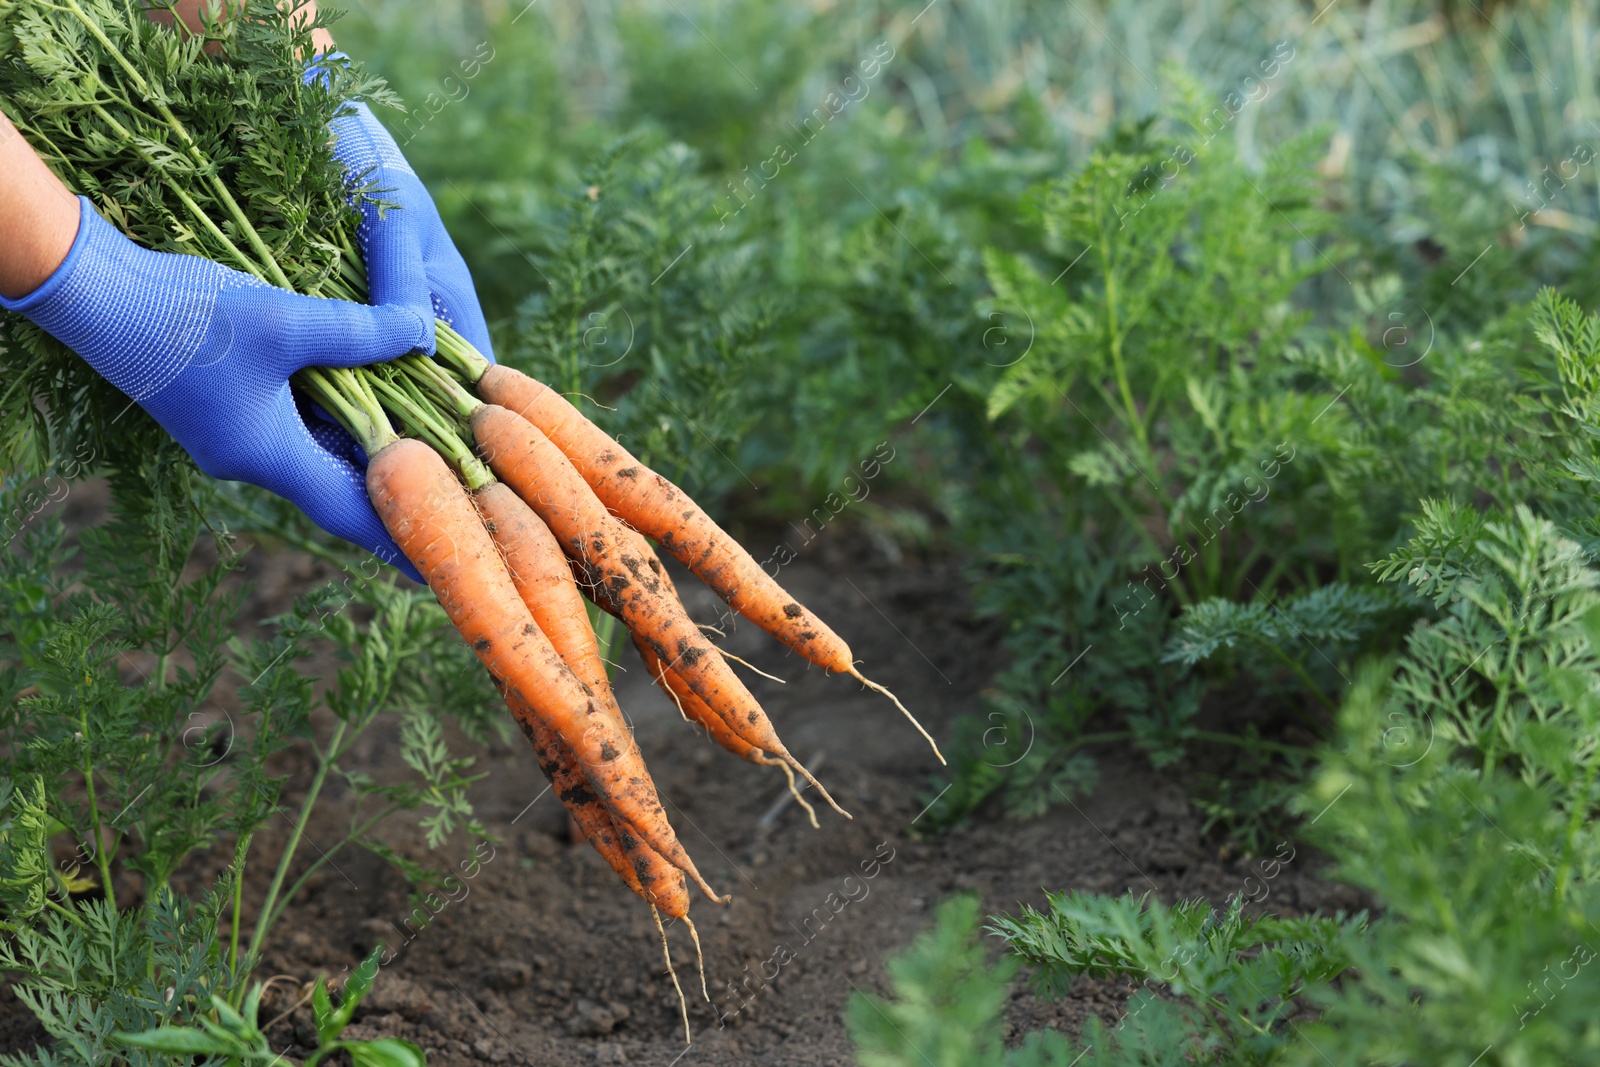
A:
[376, 540, 427, 584]
[303, 492, 423, 584]
[291, 301, 433, 370]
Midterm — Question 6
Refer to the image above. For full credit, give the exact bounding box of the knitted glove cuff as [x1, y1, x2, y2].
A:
[1, 198, 258, 402]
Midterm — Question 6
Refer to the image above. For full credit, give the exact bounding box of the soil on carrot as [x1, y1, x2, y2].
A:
[2, 486, 1365, 1066]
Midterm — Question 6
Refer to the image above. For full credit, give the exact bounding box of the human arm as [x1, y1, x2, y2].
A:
[147, 0, 336, 54]
[0, 106, 429, 578]
[0, 111, 80, 301]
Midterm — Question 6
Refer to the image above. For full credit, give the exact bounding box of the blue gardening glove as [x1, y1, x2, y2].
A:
[0, 197, 429, 581]
[327, 93, 495, 362]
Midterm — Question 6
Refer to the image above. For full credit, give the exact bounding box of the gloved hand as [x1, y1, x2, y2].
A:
[0, 197, 430, 581]
[327, 93, 495, 361]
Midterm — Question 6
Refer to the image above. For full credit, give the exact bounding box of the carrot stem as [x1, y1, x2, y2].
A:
[434, 323, 493, 383]
[44, 7, 482, 492]
[397, 354, 484, 420]
[298, 368, 395, 457]
[245, 720, 348, 970]
[367, 371, 493, 489]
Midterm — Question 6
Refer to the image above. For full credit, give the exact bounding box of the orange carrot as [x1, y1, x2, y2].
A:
[478, 367, 846, 663]
[632, 632, 819, 829]
[475, 481, 625, 724]
[471, 403, 850, 817]
[519, 714, 699, 1035]
[475, 366, 941, 761]
[571, 534, 816, 826]
[628, 538, 787, 686]
[481, 483, 713, 941]
[367, 439, 723, 902]
[520, 714, 686, 912]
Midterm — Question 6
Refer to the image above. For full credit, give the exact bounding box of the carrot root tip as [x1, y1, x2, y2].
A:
[718, 648, 786, 684]
[652, 905, 691, 1045]
[850, 667, 945, 764]
[687, 867, 731, 904]
[779, 748, 851, 820]
[685, 915, 710, 1002]
[760, 755, 820, 829]
[650, 657, 695, 723]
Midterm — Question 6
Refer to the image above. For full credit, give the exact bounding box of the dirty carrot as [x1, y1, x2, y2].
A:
[474, 480, 626, 724]
[632, 632, 820, 830]
[520, 718, 697, 1040]
[471, 402, 850, 818]
[481, 482, 715, 992]
[365, 437, 723, 903]
[520, 715, 687, 914]
[464, 360, 941, 763]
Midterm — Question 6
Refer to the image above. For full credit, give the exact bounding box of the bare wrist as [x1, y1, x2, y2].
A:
[0, 113, 81, 301]
[147, 2, 335, 56]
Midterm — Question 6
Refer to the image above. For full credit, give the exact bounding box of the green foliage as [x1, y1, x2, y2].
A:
[1282, 665, 1600, 1065]
[847, 895, 1077, 1067]
[857, 290, 1600, 1066]
[0, 888, 236, 1067]
[1163, 584, 1403, 710]
[926, 53, 1600, 829]
[0, 447, 497, 1062]
[501, 140, 780, 496]
[116, 948, 424, 1067]
[992, 892, 1357, 1065]
[12, 0, 1600, 1059]
[1, 458, 269, 903]
[926, 75, 1358, 827]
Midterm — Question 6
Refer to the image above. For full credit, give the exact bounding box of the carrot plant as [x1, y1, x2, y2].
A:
[921, 74, 1371, 830]
[503, 141, 778, 500]
[919, 54, 1600, 835]
[852, 290, 1600, 1064]
[0, 449, 500, 1065]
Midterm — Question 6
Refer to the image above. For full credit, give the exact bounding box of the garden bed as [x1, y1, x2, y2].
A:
[0, 488, 1359, 1067]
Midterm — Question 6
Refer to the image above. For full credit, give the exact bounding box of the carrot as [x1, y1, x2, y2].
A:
[366, 439, 724, 902]
[477, 366, 843, 658]
[518, 717, 699, 1039]
[474, 481, 624, 724]
[471, 403, 850, 818]
[474, 365, 942, 762]
[481, 481, 715, 990]
[625, 537, 787, 687]
[520, 714, 686, 912]
[575, 532, 817, 826]
[632, 632, 820, 830]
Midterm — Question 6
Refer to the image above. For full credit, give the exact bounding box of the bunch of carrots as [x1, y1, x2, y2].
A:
[0, 1, 940, 1037]
[299, 327, 941, 1036]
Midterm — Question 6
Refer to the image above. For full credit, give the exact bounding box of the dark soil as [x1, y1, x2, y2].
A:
[2, 487, 1364, 1066]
